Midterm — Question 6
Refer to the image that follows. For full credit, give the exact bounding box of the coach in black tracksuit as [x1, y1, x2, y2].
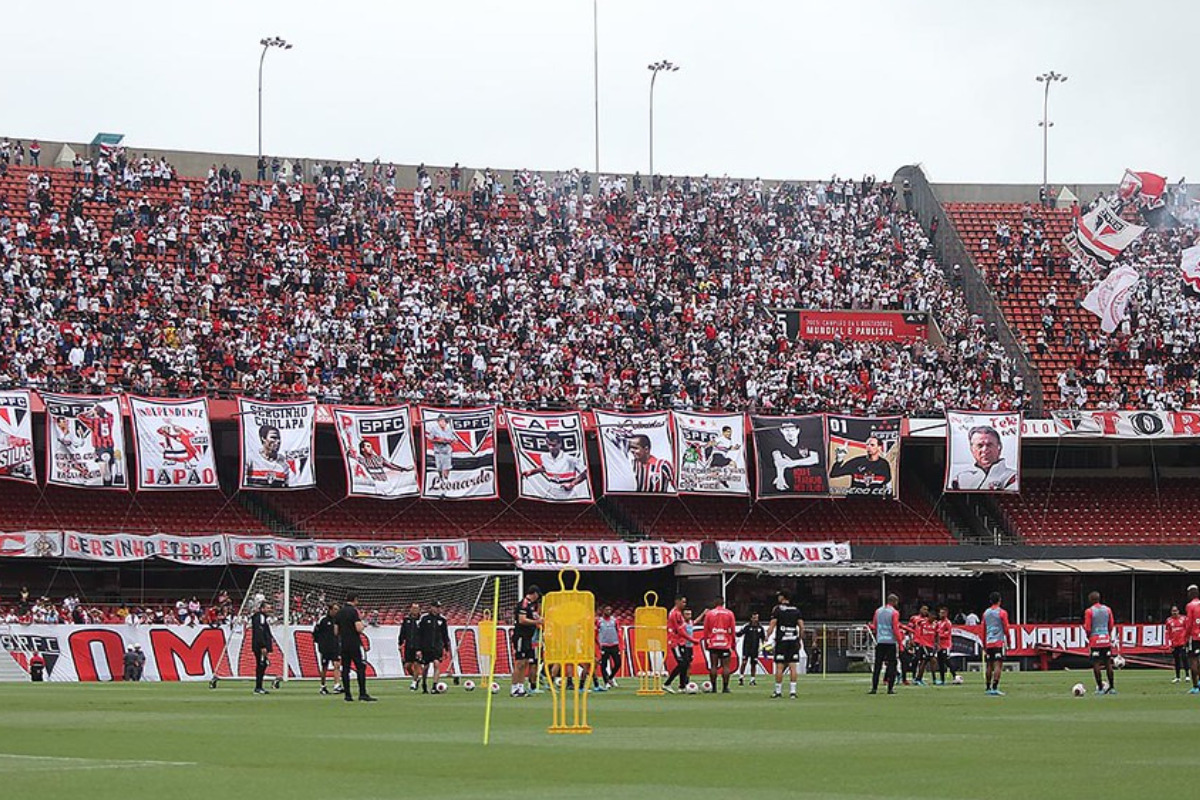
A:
[417, 601, 450, 693]
[251, 602, 274, 695]
[335, 594, 375, 702]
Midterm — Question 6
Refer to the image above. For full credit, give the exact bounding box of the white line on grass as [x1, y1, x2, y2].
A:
[0, 753, 196, 772]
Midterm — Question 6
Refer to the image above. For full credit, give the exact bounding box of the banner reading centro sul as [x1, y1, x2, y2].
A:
[62, 533, 226, 565]
[237, 398, 317, 490]
[501, 540, 702, 571]
[0, 390, 35, 484]
[717, 540, 852, 567]
[129, 397, 219, 490]
[226, 536, 468, 568]
[1052, 409, 1200, 438]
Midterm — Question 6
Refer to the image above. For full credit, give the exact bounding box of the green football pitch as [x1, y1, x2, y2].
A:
[0, 671, 1193, 799]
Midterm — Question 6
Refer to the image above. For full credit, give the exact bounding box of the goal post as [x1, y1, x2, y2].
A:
[213, 568, 522, 686]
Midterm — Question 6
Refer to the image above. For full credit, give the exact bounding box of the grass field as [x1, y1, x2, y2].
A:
[0, 670, 1194, 799]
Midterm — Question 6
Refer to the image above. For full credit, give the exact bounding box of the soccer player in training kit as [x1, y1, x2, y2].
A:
[1083, 591, 1117, 695]
[737, 612, 766, 686]
[868, 594, 902, 694]
[313, 603, 342, 695]
[1186, 585, 1200, 693]
[511, 585, 542, 697]
[1166, 605, 1188, 683]
[251, 601, 274, 695]
[982, 592, 1010, 696]
[766, 591, 803, 699]
[907, 606, 936, 686]
[702, 597, 737, 693]
[397, 603, 423, 691]
[335, 593, 375, 702]
[933, 606, 957, 685]
[662, 596, 697, 693]
[596, 606, 621, 689]
[418, 601, 450, 693]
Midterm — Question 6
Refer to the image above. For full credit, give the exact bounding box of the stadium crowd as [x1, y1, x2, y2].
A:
[1, 144, 1025, 415]
[0, 586, 233, 626]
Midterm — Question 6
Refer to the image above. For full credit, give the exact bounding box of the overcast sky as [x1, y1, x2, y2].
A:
[4, 0, 1195, 183]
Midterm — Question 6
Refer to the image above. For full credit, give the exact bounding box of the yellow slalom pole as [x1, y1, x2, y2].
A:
[482, 577, 501, 746]
[822, 624, 827, 678]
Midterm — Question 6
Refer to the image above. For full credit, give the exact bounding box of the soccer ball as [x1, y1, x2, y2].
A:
[1113, 655, 1126, 669]
[1071, 683, 1087, 697]
[701, 680, 713, 693]
[491, 682, 501, 694]
[434, 681, 448, 694]
[463, 680, 476, 692]
[685, 682, 699, 694]
[952, 675, 963, 685]
[762, 642, 775, 656]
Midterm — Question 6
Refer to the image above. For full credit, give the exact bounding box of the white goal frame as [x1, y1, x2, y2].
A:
[213, 567, 522, 687]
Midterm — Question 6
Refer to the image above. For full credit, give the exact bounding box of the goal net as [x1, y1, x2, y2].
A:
[214, 569, 521, 684]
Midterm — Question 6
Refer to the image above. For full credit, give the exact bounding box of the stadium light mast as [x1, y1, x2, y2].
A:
[647, 59, 679, 182]
[1036, 70, 1067, 202]
[258, 36, 293, 162]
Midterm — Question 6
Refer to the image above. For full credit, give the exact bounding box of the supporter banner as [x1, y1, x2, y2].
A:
[944, 411, 1021, 493]
[716, 540, 852, 566]
[237, 398, 316, 490]
[0, 531, 64, 558]
[673, 411, 749, 496]
[43, 393, 128, 490]
[1180, 244, 1200, 297]
[751, 414, 829, 498]
[774, 309, 929, 342]
[594, 410, 677, 495]
[1052, 409, 1200, 438]
[500, 540, 702, 571]
[506, 409, 592, 503]
[1082, 264, 1139, 334]
[419, 407, 498, 500]
[1076, 197, 1145, 265]
[129, 397, 218, 490]
[952, 623, 1171, 658]
[0, 390, 35, 484]
[332, 405, 419, 499]
[225, 536, 467, 568]
[62, 533, 226, 565]
[826, 415, 901, 498]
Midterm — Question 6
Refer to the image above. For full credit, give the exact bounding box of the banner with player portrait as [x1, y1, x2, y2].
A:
[825, 415, 901, 498]
[751, 415, 829, 498]
[594, 410, 676, 495]
[332, 405, 419, 499]
[129, 397, 218, 491]
[673, 411, 749, 496]
[42, 393, 128, 490]
[944, 411, 1021, 493]
[506, 409, 593, 503]
[0, 390, 35, 484]
[237, 398, 316, 491]
[419, 407, 498, 500]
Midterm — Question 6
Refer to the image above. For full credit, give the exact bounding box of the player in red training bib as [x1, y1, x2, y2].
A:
[1083, 591, 1117, 695]
[1166, 605, 1188, 683]
[933, 606, 958, 686]
[702, 597, 737, 694]
[907, 606, 937, 686]
[1185, 585, 1200, 693]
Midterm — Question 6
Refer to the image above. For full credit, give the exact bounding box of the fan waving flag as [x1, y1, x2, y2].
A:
[1082, 264, 1140, 334]
[1076, 198, 1145, 265]
[1118, 169, 1167, 208]
[1181, 245, 1200, 298]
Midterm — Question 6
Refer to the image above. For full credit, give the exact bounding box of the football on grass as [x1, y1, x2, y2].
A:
[463, 680, 476, 692]
[685, 682, 698, 694]
[1072, 683, 1086, 696]
[434, 681, 448, 694]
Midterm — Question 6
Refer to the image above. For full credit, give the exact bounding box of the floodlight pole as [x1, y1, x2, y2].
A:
[258, 36, 293, 162]
[647, 60, 678, 181]
[1036, 70, 1067, 203]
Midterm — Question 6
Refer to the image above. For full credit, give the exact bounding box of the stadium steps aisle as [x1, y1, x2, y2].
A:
[236, 492, 297, 537]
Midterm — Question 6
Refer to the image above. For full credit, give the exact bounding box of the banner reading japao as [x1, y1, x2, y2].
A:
[128, 397, 218, 490]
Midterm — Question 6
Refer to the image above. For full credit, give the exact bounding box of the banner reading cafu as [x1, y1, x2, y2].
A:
[237, 398, 317, 490]
[506, 409, 592, 503]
